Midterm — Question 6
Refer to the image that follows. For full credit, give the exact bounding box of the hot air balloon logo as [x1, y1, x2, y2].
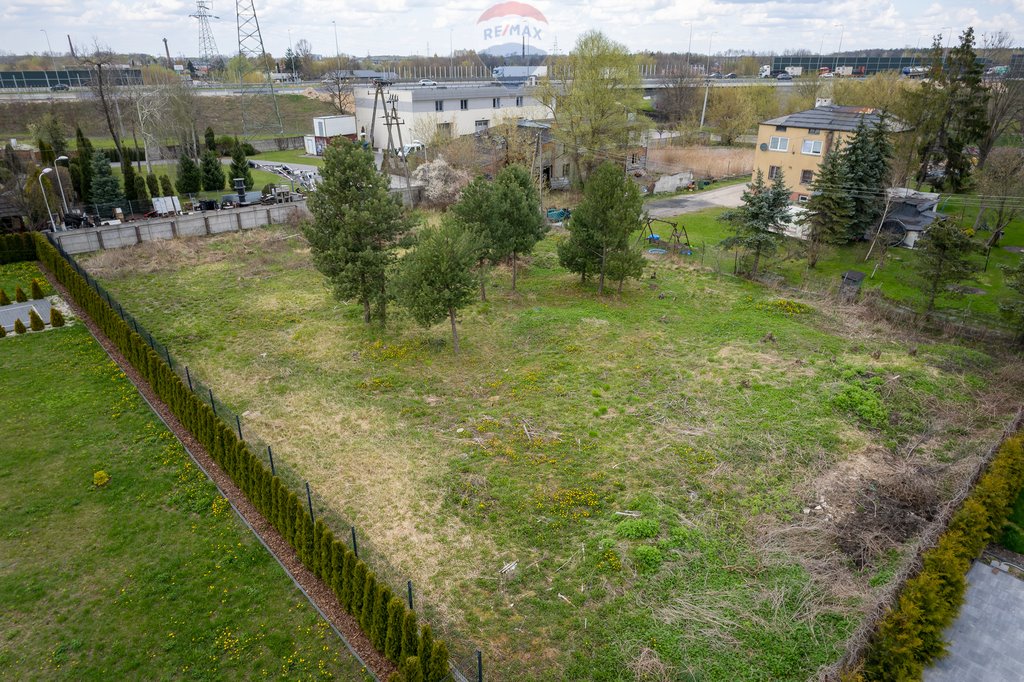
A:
[477, 2, 549, 56]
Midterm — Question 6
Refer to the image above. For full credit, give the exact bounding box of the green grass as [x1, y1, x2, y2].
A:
[0, 262, 369, 681]
[256, 150, 325, 168]
[110, 164, 286, 203]
[83, 225, 1023, 680]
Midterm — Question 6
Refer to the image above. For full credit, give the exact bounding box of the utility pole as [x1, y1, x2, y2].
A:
[163, 38, 173, 70]
[700, 33, 715, 129]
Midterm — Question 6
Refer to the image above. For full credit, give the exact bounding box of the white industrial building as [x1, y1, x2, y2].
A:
[353, 83, 550, 150]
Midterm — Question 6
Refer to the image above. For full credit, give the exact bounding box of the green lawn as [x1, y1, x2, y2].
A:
[83, 225, 1023, 680]
[0, 263, 369, 681]
[256, 150, 325, 167]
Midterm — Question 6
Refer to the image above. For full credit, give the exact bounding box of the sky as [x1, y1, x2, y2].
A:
[1, 0, 1022, 63]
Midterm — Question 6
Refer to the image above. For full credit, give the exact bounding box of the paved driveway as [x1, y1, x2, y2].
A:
[924, 561, 1024, 682]
[645, 182, 747, 218]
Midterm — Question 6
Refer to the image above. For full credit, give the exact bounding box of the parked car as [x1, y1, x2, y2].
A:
[776, 73, 793, 81]
[49, 83, 69, 91]
[723, 73, 737, 79]
[398, 140, 425, 159]
[417, 79, 437, 86]
[707, 72, 723, 79]
[819, 72, 834, 79]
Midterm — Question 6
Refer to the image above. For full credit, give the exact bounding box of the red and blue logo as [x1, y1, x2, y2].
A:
[477, 2, 548, 52]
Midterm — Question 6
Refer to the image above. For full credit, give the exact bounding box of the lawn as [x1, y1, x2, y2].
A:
[256, 150, 325, 168]
[83, 225, 1024, 680]
[0, 262, 369, 681]
[661, 204, 1024, 327]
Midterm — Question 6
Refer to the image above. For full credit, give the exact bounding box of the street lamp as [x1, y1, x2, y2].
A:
[40, 29, 58, 72]
[684, 22, 693, 75]
[52, 156, 69, 214]
[699, 32, 716, 129]
[331, 20, 342, 76]
[834, 24, 844, 73]
[37, 170, 57, 231]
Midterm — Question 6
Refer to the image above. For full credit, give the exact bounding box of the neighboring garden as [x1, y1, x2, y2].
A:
[0, 263, 369, 680]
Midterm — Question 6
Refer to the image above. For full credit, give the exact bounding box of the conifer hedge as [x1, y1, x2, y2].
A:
[854, 431, 1024, 680]
[27, 232, 451, 680]
[0, 232, 38, 265]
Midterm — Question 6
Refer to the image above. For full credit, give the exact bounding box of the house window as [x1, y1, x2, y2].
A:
[769, 136, 789, 152]
[800, 170, 814, 184]
[435, 100, 444, 112]
[801, 139, 823, 155]
[768, 165, 782, 180]
[797, 194, 809, 203]
[460, 99, 468, 110]
[492, 97, 501, 108]
[808, 128, 820, 135]
[475, 119, 489, 133]
[515, 96, 523, 106]
[775, 125, 787, 132]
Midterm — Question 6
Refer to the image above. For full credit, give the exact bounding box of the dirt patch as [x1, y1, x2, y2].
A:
[646, 145, 754, 178]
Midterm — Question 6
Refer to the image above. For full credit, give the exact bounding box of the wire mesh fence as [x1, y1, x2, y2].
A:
[55, 241, 483, 682]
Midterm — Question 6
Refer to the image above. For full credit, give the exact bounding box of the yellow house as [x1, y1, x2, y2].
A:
[752, 104, 890, 203]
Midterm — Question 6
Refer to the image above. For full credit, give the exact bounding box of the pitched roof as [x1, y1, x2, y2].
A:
[762, 105, 891, 133]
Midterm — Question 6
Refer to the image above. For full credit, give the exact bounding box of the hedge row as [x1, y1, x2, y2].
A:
[854, 431, 1024, 680]
[31, 233, 450, 680]
[1, 233, 38, 265]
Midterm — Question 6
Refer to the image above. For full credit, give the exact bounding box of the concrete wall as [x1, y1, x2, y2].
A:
[51, 203, 311, 255]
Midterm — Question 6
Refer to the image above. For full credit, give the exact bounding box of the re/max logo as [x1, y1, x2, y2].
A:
[482, 23, 542, 41]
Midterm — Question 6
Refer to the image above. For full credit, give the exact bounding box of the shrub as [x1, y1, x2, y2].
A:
[631, 545, 663, 574]
[372, 584, 391, 650]
[14, 318, 26, 334]
[417, 624, 434, 680]
[30, 279, 44, 299]
[428, 639, 449, 682]
[351, 562, 367, 615]
[401, 656, 423, 682]
[159, 175, 175, 197]
[93, 470, 111, 487]
[15, 286, 27, 302]
[615, 518, 660, 539]
[360, 572, 378, 633]
[29, 308, 44, 331]
[385, 598, 405, 663]
[400, 610, 418, 662]
[0, 289, 9, 305]
[0, 325, 5, 338]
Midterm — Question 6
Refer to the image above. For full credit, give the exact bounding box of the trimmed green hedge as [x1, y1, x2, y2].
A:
[854, 431, 1024, 680]
[28, 233, 450, 680]
[0, 233, 38, 265]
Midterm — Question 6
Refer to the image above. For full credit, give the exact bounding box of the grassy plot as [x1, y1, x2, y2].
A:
[109, 163, 286, 203]
[84, 226, 1024, 680]
[0, 264, 369, 681]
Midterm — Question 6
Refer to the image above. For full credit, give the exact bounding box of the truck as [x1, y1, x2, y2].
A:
[759, 64, 772, 78]
[492, 66, 548, 79]
[785, 66, 803, 77]
[902, 66, 928, 78]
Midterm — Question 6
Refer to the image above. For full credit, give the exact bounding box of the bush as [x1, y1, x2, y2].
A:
[15, 286, 27, 302]
[159, 175, 175, 197]
[0, 289, 9, 306]
[28, 308, 44, 331]
[400, 610, 418, 662]
[0, 325, 6, 338]
[615, 518, 660, 539]
[93, 470, 110, 487]
[631, 545, 663, 574]
[385, 598, 405, 663]
[428, 639, 449, 682]
[417, 624, 434, 680]
[30, 279, 44, 299]
[14, 318, 26, 334]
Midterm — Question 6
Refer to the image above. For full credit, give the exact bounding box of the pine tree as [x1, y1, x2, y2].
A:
[49, 307, 66, 327]
[417, 624, 434, 680]
[146, 172, 160, 198]
[15, 286, 27, 302]
[719, 169, 790, 278]
[392, 218, 479, 354]
[803, 144, 856, 267]
[176, 155, 202, 195]
[557, 161, 644, 294]
[304, 139, 411, 324]
[159, 175, 175, 198]
[205, 126, 217, 152]
[910, 218, 981, 313]
[89, 153, 125, 217]
[28, 308, 44, 331]
[385, 598, 405, 663]
[451, 176, 503, 302]
[14, 318, 26, 334]
[200, 149, 226, 192]
[400, 610, 418, 663]
[427, 640, 449, 682]
[0, 289, 10, 305]
[229, 138, 254, 191]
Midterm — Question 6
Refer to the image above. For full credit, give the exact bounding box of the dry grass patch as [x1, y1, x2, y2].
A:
[647, 145, 754, 177]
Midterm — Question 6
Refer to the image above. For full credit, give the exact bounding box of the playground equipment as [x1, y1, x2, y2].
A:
[638, 217, 693, 255]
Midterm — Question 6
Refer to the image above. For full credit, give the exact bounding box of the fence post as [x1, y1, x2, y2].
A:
[209, 388, 217, 416]
[407, 580, 414, 610]
[305, 482, 314, 521]
[267, 445, 276, 475]
[185, 366, 193, 392]
[147, 331, 155, 348]
[350, 526, 358, 558]
[164, 346, 173, 369]
[477, 650, 483, 682]
[235, 414, 243, 440]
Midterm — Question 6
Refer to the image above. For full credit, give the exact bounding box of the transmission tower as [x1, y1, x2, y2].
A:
[190, 0, 219, 67]
[235, 0, 283, 137]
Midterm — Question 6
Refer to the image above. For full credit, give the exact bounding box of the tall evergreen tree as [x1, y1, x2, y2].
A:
[69, 127, 94, 203]
[841, 116, 892, 241]
[910, 218, 981, 313]
[123, 162, 138, 203]
[200, 149, 226, 192]
[802, 144, 856, 267]
[133, 173, 149, 203]
[204, 126, 217, 152]
[146, 171, 160, 198]
[304, 139, 411, 324]
[451, 176, 502, 301]
[176, 155, 202, 195]
[557, 161, 644, 294]
[719, 170, 791, 278]
[494, 164, 547, 291]
[392, 218, 479, 354]
[159, 175, 175, 197]
[89, 152, 125, 217]
[229, 138, 254, 190]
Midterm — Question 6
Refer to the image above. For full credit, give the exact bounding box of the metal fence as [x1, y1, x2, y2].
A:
[53, 239, 482, 682]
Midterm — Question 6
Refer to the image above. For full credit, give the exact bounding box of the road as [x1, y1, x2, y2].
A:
[645, 182, 747, 218]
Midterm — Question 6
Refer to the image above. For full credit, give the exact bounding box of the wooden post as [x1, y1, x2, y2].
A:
[134, 224, 142, 244]
[95, 229, 105, 250]
[236, 212, 243, 232]
[204, 215, 211, 235]
[170, 220, 178, 238]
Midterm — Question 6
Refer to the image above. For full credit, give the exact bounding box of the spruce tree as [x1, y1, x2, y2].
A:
[304, 139, 411, 324]
[146, 172, 160, 198]
[205, 126, 217, 152]
[201, 149, 226, 192]
[803, 144, 856, 267]
[30, 279, 44, 299]
[840, 117, 891, 242]
[89, 153, 125, 217]
[557, 161, 644, 294]
[176, 155, 202, 195]
[29, 308, 44, 331]
[385, 598, 405, 663]
[719, 170, 790, 278]
[392, 218, 479, 354]
[229, 138, 254, 190]
[910, 218, 981, 313]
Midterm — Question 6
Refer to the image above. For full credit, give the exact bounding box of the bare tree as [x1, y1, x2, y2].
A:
[77, 42, 126, 165]
[977, 31, 1024, 169]
[294, 39, 314, 78]
[974, 148, 1024, 267]
[320, 73, 352, 114]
